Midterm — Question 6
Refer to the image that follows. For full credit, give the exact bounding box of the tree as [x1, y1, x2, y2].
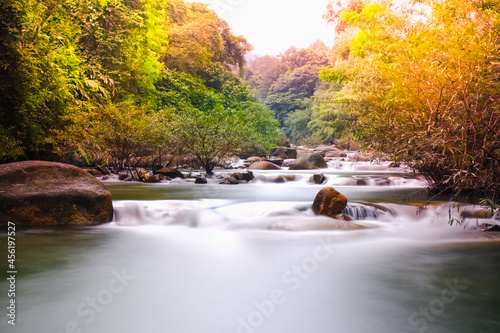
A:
[265, 65, 320, 125]
[243, 42, 333, 143]
[154, 69, 279, 174]
[321, 0, 500, 197]
[163, 1, 251, 76]
[0, 0, 24, 161]
[279, 40, 330, 69]
[283, 106, 313, 143]
[0, 0, 279, 168]
[244, 55, 289, 102]
[171, 106, 253, 175]
[308, 80, 357, 143]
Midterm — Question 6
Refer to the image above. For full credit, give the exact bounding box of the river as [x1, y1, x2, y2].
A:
[1, 161, 499, 333]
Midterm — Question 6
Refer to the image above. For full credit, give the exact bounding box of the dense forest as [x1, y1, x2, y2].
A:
[0, 0, 280, 173]
[322, 0, 500, 199]
[245, 0, 500, 200]
[244, 41, 331, 144]
[0, 0, 499, 199]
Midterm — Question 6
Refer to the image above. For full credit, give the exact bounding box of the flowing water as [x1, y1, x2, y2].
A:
[1, 162, 500, 333]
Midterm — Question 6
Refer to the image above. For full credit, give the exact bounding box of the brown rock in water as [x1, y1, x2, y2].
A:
[230, 171, 254, 182]
[143, 174, 162, 183]
[231, 172, 244, 181]
[118, 172, 132, 181]
[325, 151, 347, 158]
[219, 176, 239, 185]
[154, 167, 184, 179]
[96, 166, 110, 175]
[90, 168, 105, 177]
[248, 161, 281, 170]
[241, 171, 254, 182]
[312, 187, 348, 218]
[195, 177, 208, 184]
[268, 147, 297, 159]
[289, 153, 327, 170]
[309, 173, 326, 184]
[247, 156, 266, 163]
[0, 161, 113, 227]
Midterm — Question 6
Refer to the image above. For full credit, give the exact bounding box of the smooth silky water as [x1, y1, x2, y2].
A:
[1, 165, 499, 333]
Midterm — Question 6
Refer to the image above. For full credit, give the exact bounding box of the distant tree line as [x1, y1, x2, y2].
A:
[244, 41, 334, 144]
[245, 0, 500, 199]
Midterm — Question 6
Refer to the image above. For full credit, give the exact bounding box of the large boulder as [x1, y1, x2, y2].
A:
[288, 153, 327, 170]
[0, 161, 113, 227]
[268, 147, 297, 159]
[312, 187, 348, 218]
[248, 161, 282, 170]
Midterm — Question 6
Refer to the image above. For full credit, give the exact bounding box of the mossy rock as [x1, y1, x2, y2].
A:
[0, 161, 113, 227]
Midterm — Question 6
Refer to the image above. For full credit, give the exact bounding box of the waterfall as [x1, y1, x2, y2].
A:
[341, 203, 393, 220]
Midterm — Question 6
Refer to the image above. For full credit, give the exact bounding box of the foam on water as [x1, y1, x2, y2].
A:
[4, 218, 499, 333]
[3, 164, 499, 333]
[111, 198, 499, 243]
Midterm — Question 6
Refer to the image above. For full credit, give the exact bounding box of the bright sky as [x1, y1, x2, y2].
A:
[190, 0, 334, 55]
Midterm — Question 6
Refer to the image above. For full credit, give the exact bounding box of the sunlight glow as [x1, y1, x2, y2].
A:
[189, 0, 334, 55]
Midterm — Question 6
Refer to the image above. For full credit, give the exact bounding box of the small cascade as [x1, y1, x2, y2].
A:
[341, 203, 393, 220]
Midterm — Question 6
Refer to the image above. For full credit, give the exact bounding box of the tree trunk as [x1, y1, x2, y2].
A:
[205, 165, 213, 176]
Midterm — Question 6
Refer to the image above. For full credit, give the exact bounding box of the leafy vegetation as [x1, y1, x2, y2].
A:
[0, 0, 279, 173]
[2, 0, 498, 197]
[244, 41, 331, 143]
[320, 0, 500, 198]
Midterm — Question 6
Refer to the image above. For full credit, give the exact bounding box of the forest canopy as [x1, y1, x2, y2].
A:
[0, 0, 280, 172]
[317, 0, 500, 197]
[243, 0, 499, 197]
[1, 0, 499, 197]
